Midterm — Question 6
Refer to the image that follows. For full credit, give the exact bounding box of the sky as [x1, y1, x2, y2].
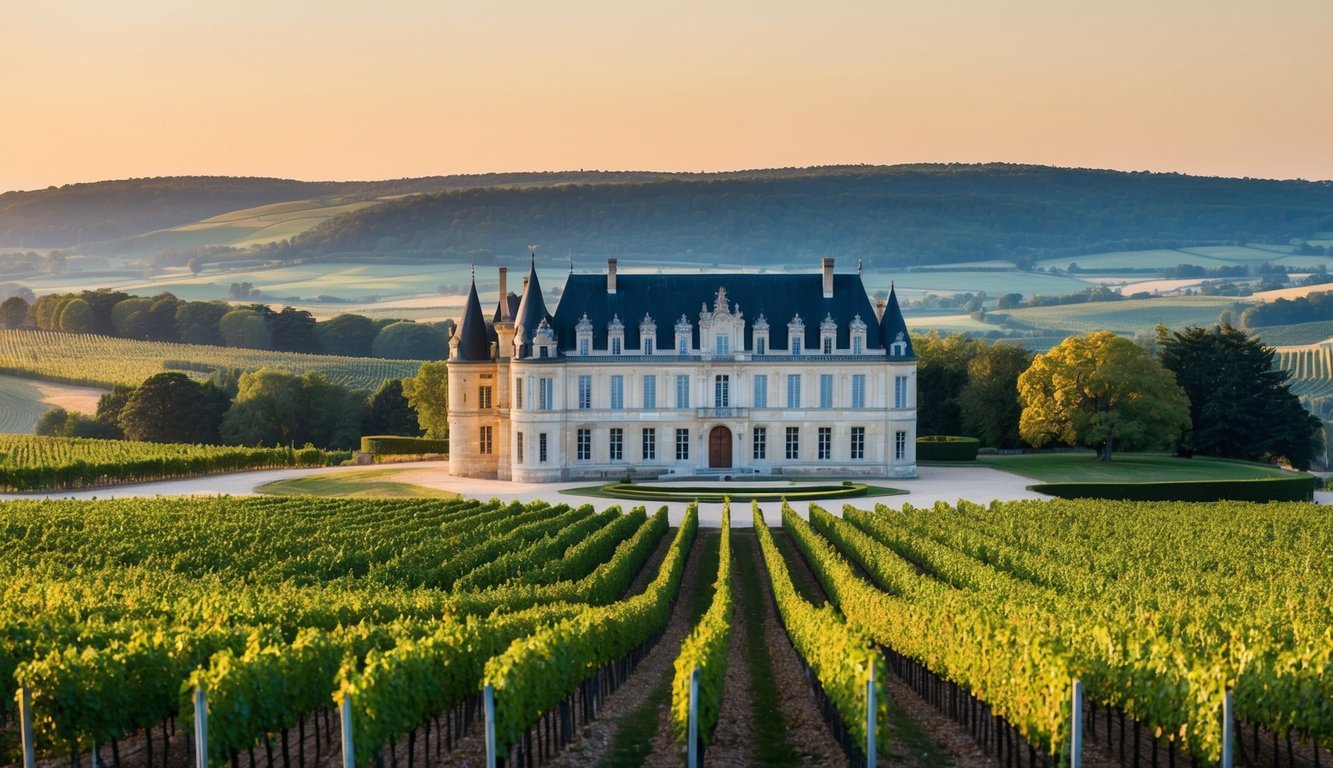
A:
[3, 0, 1332, 192]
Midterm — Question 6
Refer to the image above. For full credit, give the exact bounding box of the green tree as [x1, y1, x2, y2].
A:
[119, 372, 229, 443]
[372, 321, 447, 360]
[268, 306, 317, 352]
[0, 296, 29, 328]
[316, 314, 380, 357]
[959, 342, 1034, 448]
[1018, 331, 1190, 461]
[111, 297, 152, 337]
[94, 384, 133, 438]
[220, 369, 362, 449]
[401, 361, 448, 440]
[36, 406, 119, 438]
[57, 298, 96, 333]
[913, 331, 985, 435]
[1159, 324, 1322, 469]
[363, 379, 421, 437]
[176, 301, 229, 346]
[219, 308, 273, 349]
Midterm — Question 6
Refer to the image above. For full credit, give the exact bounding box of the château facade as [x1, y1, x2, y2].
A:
[447, 258, 917, 482]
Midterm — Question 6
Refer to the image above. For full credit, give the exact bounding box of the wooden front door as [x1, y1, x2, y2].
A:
[708, 426, 732, 468]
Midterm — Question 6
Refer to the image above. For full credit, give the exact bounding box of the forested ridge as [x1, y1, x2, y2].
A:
[281, 164, 1333, 266]
[6, 165, 1333, 263]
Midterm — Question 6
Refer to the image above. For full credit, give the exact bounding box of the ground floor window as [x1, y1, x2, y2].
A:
[642, 428, 656, 461]
[850, 427, 865, 460]
[610, 428, 623, 461]
[577, 428, 591, 461]
[539, 432, 548, 463]
[894, 430, 907, 461]
[752, 426, 767, 460]
[675, 428, 690, 461]
[516, 432, 524, 463]
[817, 427, 831, 460]
[785, 427, 799, 460]
[480, 425, 493, 455]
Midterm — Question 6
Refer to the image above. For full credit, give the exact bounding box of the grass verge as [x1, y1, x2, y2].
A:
[255, 468, 459, 499]
[564, 482, 906, 503]
[978, 451, 1300, 482]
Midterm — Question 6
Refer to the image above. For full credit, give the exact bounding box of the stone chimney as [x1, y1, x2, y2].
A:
[821, 257, 834, 298]
[498, 267, 511, 321]
[876, 298, 887, 321]
[607, 258, 618, 294]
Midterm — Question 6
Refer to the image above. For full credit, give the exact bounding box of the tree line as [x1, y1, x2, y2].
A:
[917, 325, 1321, 469]
[2, 289, 456, 360]
[38, 362, 448, 451]
[1237, 290, 1333, 328]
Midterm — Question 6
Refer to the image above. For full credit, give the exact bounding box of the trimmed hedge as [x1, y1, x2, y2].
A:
[596, 482, 871, 503]
[360, 435, 450, 455]
[1031, 475, 1319, 502]
[916, 435, 980, 461]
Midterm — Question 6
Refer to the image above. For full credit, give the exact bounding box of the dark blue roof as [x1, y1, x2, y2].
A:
[491, 292, 520, 324]
[512, 260, 552, 345]
[453, 280, 491, 361]
[879, 286, 914, 358]
[552, 272, 886, 352]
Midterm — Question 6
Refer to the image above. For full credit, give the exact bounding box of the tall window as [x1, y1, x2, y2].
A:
[539, 432, 548, 463]
[480, 426, 493, 455]
[577, 429, 591, 461]
[609, 428, 623, 461]
[514, 378, 523, 409]
[852, 374, 866, 409]
[791, 336, 802, 355]
[676, 374, 690, 409]
[895, 430, 907, 461]
[818, 427, 831, 460]
[715, 375, 730, 407]
[539, 378, 554, 410]
[894, 376, 909, 409]
[644, 337, 654, 355]
[610, 375, 624, 410]
[785, 427, 800, 460]
[786, 374, 801, 408]
[819, 374, 833, 408]
[756, 337, 767, 355]
[611, 338, 622, 355]
[822, 336, 833, 354]
[675, 428, 690, 460]
[643, 375, 657, 409]
[516, 432, 524, 463]
[851, 427, 865, 460]
[753, 427, 767, 460]
[579, 338, 589, 356]
[478, 385, 493, 409]
[853, 336, 863, 355]
[578, 375, 592, 410]
[716, 335, 729, 355]
[678, 336, 688, 355]
[753, 374, 768, 408]
[642, 428, 657, 460]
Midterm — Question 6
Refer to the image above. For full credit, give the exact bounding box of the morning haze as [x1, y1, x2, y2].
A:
[3, 0, 1331, 192]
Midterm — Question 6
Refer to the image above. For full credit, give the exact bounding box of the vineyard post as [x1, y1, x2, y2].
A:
[484, 684, 496, 768]
[340, 694, 354, 768]
[687, 666, 700, 768]
[193, 686, 208, 768]
[866, 659, 878, 762]
[1070, 679, 1083, 768]
[1222, 690, 1234, 768]
[19, 687, 35, 768]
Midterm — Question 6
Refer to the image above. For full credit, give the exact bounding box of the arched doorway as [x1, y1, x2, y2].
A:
[708, 426, 732, 468]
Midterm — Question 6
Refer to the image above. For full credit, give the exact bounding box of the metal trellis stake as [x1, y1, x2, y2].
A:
[688, 667, 700, 768]
[1071, 680, 1084, 768]
[867, 661, 878, 762]
[485, 684, 497, 768]
[341, 694, 355, 768]
[193, 687, 208, 768]
[1222, 689, 1235, 768]
[20, 687, 35, 768]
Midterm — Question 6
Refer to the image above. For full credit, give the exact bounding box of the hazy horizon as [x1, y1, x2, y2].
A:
[5, 0, 1332, 193]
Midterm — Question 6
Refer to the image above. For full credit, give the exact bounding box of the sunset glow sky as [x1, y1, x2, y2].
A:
[4, 0, 1331, 192]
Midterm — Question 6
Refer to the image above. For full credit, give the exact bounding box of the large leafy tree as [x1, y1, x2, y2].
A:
[401, 361, 448, 440]
[363, 379, 421, 437]
[372, 321, 448, 360]
[0, 296, 28, 328]
[220, 369, 362, 449]
[959, 342, 1034, 448]
[1159, 324, 1321, 469]
[913, 331, 985, 435]
[316, 314, 380, 357]
[119, 372, 230, 443]
[1018, 331, 1190, 460]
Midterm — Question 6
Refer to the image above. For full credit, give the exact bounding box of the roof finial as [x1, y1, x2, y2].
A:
[529, 244, 537, 267]
[471, 263, 475, 281]
[858, 258, 863, 276]
[569, 252, 574, 275]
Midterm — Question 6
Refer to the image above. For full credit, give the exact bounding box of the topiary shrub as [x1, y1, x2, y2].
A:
[1031, 475, 1318, 502]
[360, 435, 450, 455]
[916, 435, 980, 461]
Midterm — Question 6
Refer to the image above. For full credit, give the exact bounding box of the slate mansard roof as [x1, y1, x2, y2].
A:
[550, 271, 909, 356]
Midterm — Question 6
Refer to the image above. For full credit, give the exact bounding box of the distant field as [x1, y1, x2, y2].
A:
[991, 296, 1242, 336]
[1271, 347, 1333, 405]
[1251, 321, 1333, 347]
[0, 375, 106, 434]
[1249, 283, 1333, 301]
[863, 269, 1094, 299]
[905, 313, 997, 333]
[0, 329, 423, 391]
[1036, 245, 1313, 272]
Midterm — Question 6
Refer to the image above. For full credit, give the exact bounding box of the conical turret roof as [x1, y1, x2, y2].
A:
[879, 285, 914, 358]
[453, 279, 491, 361]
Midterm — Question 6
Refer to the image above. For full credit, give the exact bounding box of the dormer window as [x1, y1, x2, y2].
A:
[535, 318, 557, 359]
[850, 314, 867, 355]
[752, 314, 769, 356]
[820, 314, 837, 355]
[639, 314, 656, 355]
[575, 312, 593, 356]
[675, 315, 692, 355]
[890, 331, 908, 357]
[608, 314, 624, 356]
[788, 314, 804, 355]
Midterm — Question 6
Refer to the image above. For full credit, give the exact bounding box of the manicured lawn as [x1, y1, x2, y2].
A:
[978, 452, 1301, 483]
[255, 468, 459, 499]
